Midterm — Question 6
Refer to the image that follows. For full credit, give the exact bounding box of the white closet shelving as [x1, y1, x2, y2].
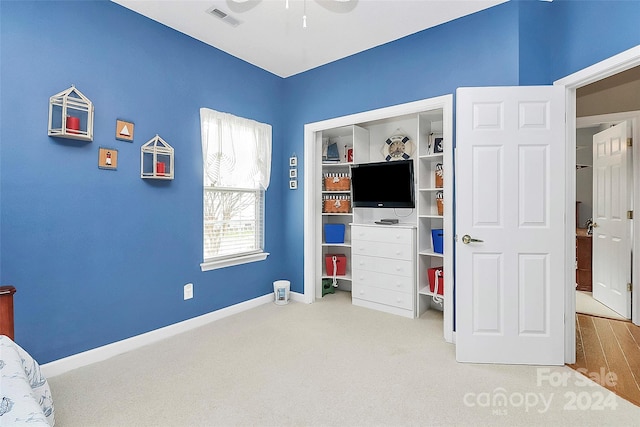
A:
[416, 111, 450, 317]
[306, 95, 454, 342]
[318, 126, 369, 295]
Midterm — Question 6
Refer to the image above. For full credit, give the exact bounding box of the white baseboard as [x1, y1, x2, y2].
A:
[290, 291, 306, 303]
[41, 293, 276, 378]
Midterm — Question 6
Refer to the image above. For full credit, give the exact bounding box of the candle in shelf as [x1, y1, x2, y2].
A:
[66, 116, 80, 134]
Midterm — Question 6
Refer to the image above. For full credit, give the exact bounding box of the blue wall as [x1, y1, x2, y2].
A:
[1, 0, 639, 364]
[518, 1, 554, 85]
[549, 0, 640, 81]
[281, 3, 522, 295]
[280, 0, 640, 295]
[1, 1, 285, 363]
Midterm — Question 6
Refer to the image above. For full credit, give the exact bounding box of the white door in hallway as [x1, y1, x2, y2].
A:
[455, 86, 566, 365]
[592, 122, 631, 318]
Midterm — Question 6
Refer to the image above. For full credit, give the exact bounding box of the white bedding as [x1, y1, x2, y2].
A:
[0, 335, 55, 426]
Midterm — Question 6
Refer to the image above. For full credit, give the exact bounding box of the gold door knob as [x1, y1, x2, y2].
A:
[462, 234, 484, 244]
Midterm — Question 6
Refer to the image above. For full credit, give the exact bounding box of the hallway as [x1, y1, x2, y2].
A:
[569, 314, 640, 406]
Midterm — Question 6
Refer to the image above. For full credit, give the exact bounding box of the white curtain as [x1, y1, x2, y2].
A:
[200, 108, 271, 190]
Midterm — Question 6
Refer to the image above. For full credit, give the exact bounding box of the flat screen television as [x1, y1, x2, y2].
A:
[351, 160, 415, 208]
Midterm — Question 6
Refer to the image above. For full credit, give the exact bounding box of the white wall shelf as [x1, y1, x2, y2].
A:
[48, 85, 94, 141]
[140, 134, 174, 180]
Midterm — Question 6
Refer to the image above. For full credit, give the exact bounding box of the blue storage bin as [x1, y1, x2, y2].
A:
[432, 229, 444, 254]
[324, 224, 346, 244]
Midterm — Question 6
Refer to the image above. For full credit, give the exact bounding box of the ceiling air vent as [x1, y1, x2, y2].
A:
[206, 7, 241, 27]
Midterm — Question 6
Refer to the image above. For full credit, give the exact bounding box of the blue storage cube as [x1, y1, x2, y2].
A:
[432, 229, 444, 254]
[324, 224, 346, 244]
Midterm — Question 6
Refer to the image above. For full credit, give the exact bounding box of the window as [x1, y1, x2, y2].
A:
[200, 108, 271, 271]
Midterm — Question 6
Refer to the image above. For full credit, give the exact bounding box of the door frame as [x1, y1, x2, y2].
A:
[555, 45, 640, 363]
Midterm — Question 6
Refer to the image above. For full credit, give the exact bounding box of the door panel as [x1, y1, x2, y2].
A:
[472, 146, 502, 225]
[472, 253, 501, 333]
[520, 146, 548, 225]
[456, 86, 565, 365]
[519, 254, 549, 334]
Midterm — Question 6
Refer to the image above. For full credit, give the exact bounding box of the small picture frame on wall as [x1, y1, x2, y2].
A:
[289, 155, 297, 167]
[289, 180, 297, 190]
[98, 147, 118, 170]
[289, 169, 297, 178]
[115, 119, 134, 142]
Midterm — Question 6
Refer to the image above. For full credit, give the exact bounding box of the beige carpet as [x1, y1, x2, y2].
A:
[47, 290, 640, 426]
[576, 291, 627, 321]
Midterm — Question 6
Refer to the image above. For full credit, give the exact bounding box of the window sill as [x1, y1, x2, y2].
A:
[200, 252, 270, 272]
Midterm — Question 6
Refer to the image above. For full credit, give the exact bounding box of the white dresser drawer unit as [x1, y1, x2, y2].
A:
[350, 224, 416, 318]
[352, 241, 413, 261]
[351, 225, 413, 244]
[352, 254, 413, 278]
[352, 268, 414, 294]
[352, 283, 413, 311]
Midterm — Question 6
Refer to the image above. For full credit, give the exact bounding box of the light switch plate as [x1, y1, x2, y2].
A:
[184, 283, 193, 300]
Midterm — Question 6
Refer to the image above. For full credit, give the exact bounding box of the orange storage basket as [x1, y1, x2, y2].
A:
[323, 197, 351, 213]
[436, 191, 444, 216]
[435, 163, 443, 188]
[324, 176, 350, 191]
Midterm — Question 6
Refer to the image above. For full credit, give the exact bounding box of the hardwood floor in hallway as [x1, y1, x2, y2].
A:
[568, 314, 640, 407]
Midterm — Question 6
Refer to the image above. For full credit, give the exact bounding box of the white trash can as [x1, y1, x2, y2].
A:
[273, 280, 290, 305]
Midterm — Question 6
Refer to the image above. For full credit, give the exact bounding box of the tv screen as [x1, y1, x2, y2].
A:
[351, 160, 415, 208]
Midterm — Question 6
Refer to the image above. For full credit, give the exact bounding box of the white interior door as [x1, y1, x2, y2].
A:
[592, 122, 631, 318]
[455, 86, 566, 365]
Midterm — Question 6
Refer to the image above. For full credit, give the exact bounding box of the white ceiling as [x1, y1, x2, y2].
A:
[112, 0, 507, 78]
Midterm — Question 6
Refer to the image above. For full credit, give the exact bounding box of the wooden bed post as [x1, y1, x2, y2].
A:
[0, 285, 16, 340]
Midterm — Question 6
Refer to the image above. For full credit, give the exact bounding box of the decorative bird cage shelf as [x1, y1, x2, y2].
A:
[141, 135, 174, 180]
[48, 85, 94, 141]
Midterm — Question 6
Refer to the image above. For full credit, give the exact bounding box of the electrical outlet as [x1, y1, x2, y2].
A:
[184, 283, 193, 300]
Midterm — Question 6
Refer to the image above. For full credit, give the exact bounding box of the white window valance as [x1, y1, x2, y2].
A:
[200, 108, 272, 190]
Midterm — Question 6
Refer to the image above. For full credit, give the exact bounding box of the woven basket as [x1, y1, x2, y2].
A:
[436, 198, 444, 216]
[324, 176, 350, 191]
[435, 163, 443, 188]
[323, 198, 351, 213]
[436, 191, 444, 216]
